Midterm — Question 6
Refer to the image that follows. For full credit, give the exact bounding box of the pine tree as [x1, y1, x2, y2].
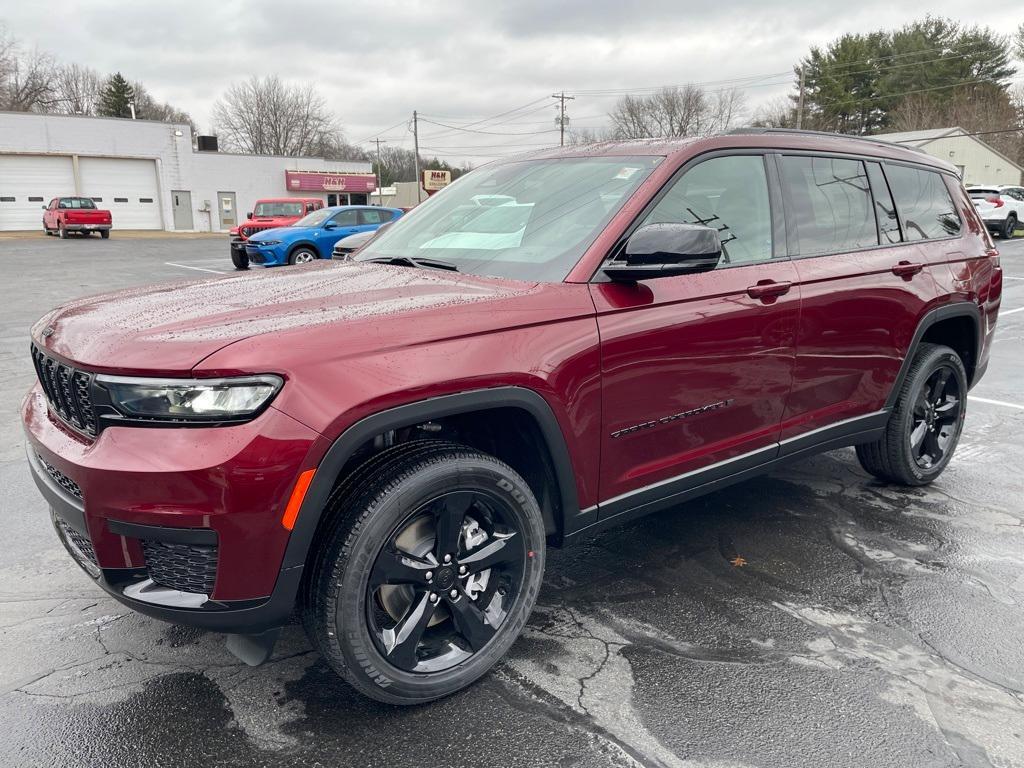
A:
[97, 72, 136, 118]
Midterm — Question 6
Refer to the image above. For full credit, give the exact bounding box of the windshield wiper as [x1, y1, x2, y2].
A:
[362, 256, 459, 272]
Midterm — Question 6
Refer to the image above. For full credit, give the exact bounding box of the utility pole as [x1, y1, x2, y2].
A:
[552, 92, 575, 146]
[372, 138, 387, 206]
[796, 66, 805, 130]
[411, 110, 422, 203]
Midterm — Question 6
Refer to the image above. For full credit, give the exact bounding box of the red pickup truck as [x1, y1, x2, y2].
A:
[43, 197, 112, 239]
[229, 197, 324, 269]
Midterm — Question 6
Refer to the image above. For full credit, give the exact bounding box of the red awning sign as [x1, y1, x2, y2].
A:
[285, 171, 377, 193]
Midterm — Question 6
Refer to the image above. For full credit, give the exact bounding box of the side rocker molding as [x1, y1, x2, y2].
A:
[885, 302, 982, 410]
[280, 386, 586, 573]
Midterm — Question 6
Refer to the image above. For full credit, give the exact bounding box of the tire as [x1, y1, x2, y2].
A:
[100, 230, 109, 239]
[302, 441, 546, 705]
[288, 247, 318, 265]
[58, 224, 67, 239]
[1003, 214, 1018, 240]
[42, 225, 51, 236]
[230, 246, 249, 270]
[856, 342, 967, 486]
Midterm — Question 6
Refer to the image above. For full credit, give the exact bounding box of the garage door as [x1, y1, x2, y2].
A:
[79, 157, 162, 230]
[0, 155, 75, 231]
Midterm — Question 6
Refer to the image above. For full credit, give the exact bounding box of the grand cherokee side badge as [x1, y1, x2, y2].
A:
[610, 399, 735, 438]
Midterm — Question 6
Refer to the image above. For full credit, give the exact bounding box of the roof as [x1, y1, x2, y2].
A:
[878, 126, 1024, 174]
[502, 130, 956, 173]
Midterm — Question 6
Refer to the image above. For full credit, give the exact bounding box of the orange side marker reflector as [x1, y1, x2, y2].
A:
[281, 469, 316, 531]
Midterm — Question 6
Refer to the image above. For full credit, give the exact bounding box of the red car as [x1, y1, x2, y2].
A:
[229, 197, 324, 269]
[23, 129, 1001, 704]
[43, 197, 112, 239]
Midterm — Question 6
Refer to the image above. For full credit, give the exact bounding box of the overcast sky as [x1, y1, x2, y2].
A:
[2, 1, 1020, 164]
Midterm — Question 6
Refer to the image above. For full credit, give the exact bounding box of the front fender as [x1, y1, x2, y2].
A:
[278, 386, 590, 572]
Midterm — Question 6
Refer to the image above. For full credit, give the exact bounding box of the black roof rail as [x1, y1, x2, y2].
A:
[728, 127, 929, 155]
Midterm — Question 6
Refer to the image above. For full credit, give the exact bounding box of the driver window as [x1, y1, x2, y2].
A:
[641, 155, 773, 266]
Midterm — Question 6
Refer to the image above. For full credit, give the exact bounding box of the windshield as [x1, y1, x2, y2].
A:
[355, 156, 661, 281]
[59, 197, 97, 209]
[253, 201, 305, 217]
[292, 208, 334, 228]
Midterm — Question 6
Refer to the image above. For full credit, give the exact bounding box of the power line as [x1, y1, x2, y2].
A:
[418, 117, 558, 137]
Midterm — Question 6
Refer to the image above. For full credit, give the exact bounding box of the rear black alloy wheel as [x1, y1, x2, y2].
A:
[856, 342, 967, 486]
[303, 442, 546, 704]
[909, 365, 962, 470]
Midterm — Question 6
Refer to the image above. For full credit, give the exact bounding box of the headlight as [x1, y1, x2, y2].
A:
[94, 374, 283, 424]
[256, 240, 281, 246]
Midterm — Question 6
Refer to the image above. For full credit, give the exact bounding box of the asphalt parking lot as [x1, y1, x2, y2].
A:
[1, 234, 1023, 768]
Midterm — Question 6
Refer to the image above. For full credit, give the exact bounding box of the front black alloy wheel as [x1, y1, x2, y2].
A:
[856, 342, 967, 485]
[367, 490, 526, 673]
[303, 441, 545, 704]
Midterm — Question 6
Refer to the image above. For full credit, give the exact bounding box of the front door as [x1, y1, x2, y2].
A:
[171, 190, 193, 230]
[592, 153, 799, 515]
[217, 192, 237, 231]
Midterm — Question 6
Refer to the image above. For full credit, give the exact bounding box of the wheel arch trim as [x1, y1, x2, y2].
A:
[886, 301, 982, 409]
[280, 386, 585, 571]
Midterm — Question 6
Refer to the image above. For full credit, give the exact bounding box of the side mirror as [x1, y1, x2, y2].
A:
[246, 212, 253, 219]
[323, 222, 337, 230]
[41, 205, 47, 210]
[603, 223, 722, 282]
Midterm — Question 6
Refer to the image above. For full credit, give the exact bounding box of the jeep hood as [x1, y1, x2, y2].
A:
[32, 262, 534, 374]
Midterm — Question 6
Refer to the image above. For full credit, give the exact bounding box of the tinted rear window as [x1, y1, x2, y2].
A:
[968, 189, 999, 199]
[781, 156, 878, 255]
[886, 166, 961, 240]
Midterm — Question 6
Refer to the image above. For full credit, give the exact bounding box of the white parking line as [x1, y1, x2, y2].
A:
[1000, 306, 1024, 316]
[164, 262, 226, 274]
[969, 396, 1024, 411]
[1003, 276, 1024, 281]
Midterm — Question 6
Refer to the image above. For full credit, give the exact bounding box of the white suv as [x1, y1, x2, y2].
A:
[966, 184, 1023, 239]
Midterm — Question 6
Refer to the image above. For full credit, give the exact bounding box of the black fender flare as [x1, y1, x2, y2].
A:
[279, 386, 585, 571]
[885, 301, 982, 410]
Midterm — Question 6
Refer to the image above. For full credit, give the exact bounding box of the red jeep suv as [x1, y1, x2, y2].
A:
[23, 129, 1001, 704]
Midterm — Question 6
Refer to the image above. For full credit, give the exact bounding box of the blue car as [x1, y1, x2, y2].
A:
[245, 205, 403, 266]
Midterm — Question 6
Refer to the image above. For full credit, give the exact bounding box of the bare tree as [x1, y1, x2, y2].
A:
[211, 75, 344, 156]
[890, 85, 1022, 165]
[0, 26, 57, 112]
[53, 63, 101, 114]
[750, 95, 798, 128]
[130, 80, 194, 129]
[608, 85, 745, 139]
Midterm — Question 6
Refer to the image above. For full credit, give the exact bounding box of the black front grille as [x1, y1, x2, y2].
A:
[142, 539, 218, 595]
[36, 453, 83, 500]
[56, 518, 98, 567]
[248, 250, 267, 264]
[31, 344, 97, 435]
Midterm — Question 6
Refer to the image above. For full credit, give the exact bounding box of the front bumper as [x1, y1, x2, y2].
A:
[23, 386, 321, 632]
[245, 243, 286, 266]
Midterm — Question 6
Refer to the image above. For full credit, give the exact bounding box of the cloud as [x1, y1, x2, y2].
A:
[1, 1, 1013, 163]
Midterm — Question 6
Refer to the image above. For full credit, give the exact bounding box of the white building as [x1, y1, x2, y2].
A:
[0, 111, 374, 232]
[878, 127, 1024, 186]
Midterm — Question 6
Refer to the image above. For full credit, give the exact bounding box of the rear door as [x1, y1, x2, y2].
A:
[777, 154, 943, 443]
[592, 152, 799, 514]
